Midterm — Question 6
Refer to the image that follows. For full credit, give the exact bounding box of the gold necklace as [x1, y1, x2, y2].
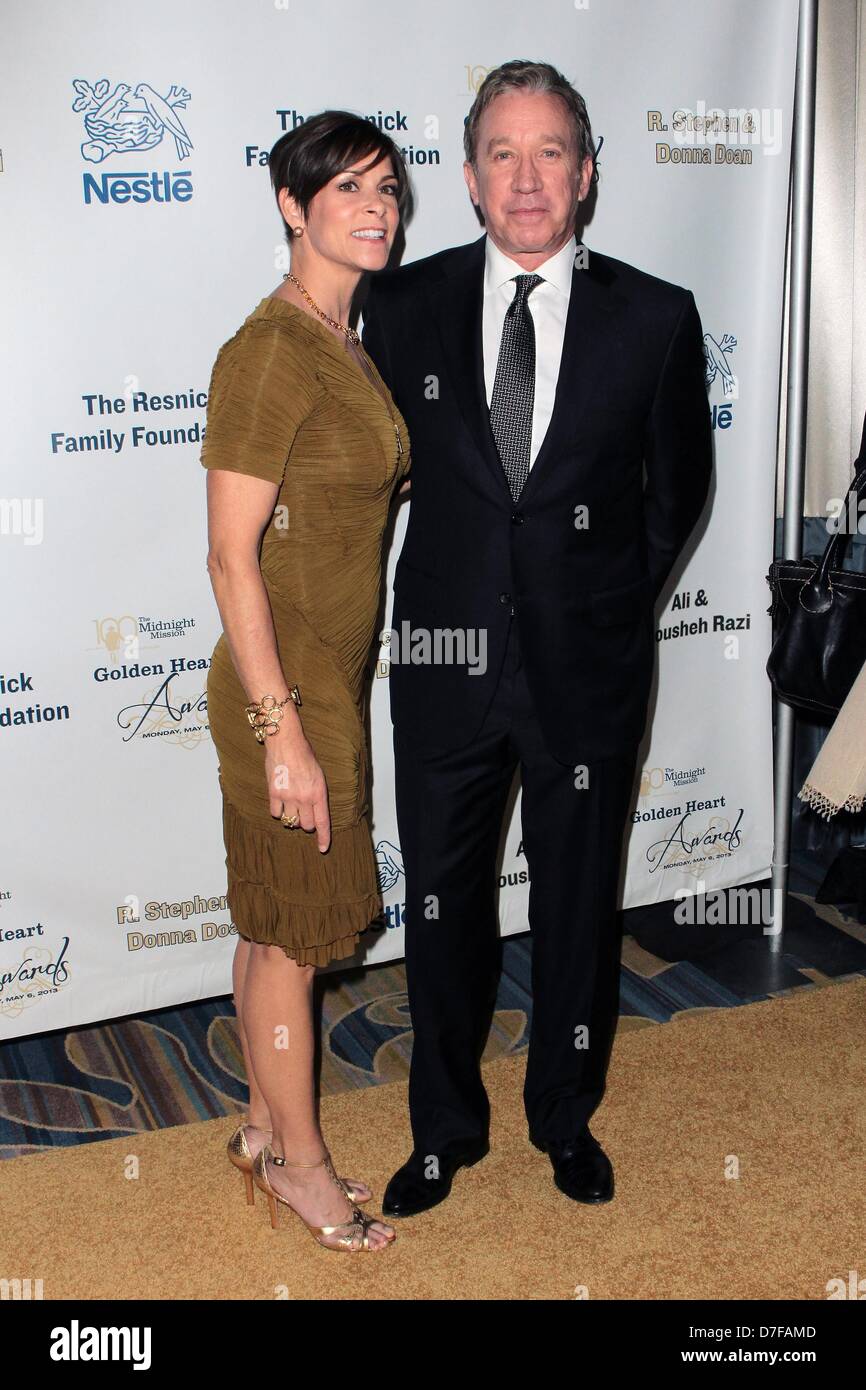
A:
[281, 272, 403, 459]
[282, 272, 360, 346]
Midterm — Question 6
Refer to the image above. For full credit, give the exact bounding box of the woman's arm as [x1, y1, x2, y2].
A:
[206, 468, 330, 852]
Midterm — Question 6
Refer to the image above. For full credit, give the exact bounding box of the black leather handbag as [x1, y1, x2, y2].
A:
[766, 410, 866, 718]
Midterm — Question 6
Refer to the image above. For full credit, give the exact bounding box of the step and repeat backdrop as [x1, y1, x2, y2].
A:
[0, 0, 798, 1037]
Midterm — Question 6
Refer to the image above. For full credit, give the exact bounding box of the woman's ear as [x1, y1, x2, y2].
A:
[277, 186, 305, 236]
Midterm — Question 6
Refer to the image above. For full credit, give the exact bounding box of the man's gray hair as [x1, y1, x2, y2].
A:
[463, 59, 597, 181]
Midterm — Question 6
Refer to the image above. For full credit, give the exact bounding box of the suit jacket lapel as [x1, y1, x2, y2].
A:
[518, 244, 623, 505]
[428, 236, 623, 503]
[428, 235, 514, 499]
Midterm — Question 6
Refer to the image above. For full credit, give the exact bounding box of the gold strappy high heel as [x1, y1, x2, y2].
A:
[252, 1143, 395, 1253]
[226, 1122, 371, 1208]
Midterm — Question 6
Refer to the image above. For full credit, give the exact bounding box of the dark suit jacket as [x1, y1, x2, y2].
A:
[362, 233, 713, 763]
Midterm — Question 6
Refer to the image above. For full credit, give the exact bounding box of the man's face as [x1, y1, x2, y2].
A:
[464, 90, 593, 268]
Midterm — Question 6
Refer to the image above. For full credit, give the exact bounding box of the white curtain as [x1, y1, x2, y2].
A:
[777, 0, 866, 515]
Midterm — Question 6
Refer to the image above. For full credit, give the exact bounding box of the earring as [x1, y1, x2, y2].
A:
[292, 226, 304, 238]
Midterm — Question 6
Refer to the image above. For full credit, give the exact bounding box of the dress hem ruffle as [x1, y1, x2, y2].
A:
[230, 881, 384, 965]
[221, 793, 384, 967]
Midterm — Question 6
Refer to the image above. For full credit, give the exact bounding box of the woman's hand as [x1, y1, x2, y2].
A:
[265, 729, 331, 853]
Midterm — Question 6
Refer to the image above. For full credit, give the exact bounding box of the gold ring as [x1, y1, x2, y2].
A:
[281, 812, 300, 829]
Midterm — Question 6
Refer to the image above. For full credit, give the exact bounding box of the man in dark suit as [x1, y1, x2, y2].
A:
[362, 59, 713, 1215]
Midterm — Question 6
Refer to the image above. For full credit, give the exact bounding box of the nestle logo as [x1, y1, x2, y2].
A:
[82, 169, 193, 204]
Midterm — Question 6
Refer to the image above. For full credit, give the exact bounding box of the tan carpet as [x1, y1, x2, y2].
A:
[2, 978, 864, 1300]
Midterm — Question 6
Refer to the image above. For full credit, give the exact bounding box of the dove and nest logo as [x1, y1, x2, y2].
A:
[703, 331, 738, 430]
[72, 77, 194, 206]
[375, 840, 407, 931]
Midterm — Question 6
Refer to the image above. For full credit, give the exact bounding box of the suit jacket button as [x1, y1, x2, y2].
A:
[499, 592, 511, 604]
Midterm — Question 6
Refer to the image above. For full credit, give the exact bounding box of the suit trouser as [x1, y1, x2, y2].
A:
[393, 612, 640, 1155]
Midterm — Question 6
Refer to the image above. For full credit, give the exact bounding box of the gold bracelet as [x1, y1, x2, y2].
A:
[245, 687, 302, 742]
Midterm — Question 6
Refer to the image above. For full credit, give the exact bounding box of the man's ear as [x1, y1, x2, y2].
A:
[463, 160, 480, 207]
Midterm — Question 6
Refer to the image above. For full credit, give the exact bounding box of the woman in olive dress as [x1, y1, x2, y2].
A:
[202, 112, 410, 1252]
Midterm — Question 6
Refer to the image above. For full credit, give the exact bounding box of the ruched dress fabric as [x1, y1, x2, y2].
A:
[201, 296, 410, 965]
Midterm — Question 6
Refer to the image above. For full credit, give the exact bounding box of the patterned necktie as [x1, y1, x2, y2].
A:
[489, 273, 542, 501]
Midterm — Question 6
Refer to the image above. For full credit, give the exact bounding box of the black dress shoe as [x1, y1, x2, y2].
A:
[537, 1131, 614, 1204]
[382, 1142, 489, 1218]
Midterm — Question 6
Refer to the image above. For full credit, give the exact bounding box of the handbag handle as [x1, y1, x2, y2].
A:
[799, 412, 866, 614]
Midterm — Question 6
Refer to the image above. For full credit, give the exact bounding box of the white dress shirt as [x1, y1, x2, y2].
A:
[482, 232, 577, 467]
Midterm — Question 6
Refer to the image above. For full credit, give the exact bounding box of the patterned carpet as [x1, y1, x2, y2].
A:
[2, 859, 865, 1160]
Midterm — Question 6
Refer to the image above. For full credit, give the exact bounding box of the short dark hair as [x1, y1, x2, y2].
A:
[464, 59, 597, 185]
[269, 110, 412, 242]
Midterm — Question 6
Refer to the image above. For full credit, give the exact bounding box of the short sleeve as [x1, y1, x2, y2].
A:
[200, 320, 318, 485]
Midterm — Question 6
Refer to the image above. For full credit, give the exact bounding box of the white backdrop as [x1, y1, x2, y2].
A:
[0, 0, 797, 1038]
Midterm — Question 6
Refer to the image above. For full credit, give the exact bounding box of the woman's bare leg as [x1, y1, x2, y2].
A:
[232, 938, 271, 1133]
[233, 937, 371, 1199]
[241, 940, 394, 1250]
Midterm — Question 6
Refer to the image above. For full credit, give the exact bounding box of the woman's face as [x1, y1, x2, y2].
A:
[289, 154, 400, 273]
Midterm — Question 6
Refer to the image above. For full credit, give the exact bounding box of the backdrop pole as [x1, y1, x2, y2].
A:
[770, 0, 819, 948]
